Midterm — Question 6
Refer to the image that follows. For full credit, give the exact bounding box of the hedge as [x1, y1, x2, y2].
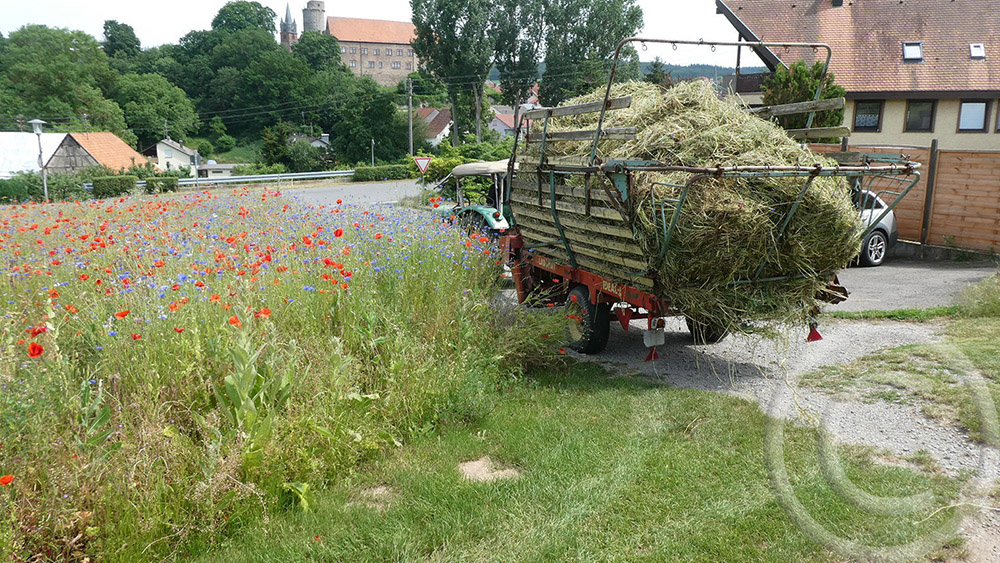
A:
[92, 176, 138, 199]
[352, 165, 409, 182]
[145, 176, 179, 194]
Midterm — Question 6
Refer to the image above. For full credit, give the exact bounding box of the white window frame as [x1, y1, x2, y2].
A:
[902, 42, 923, 61]
[361, 47, 368, 55]
[971, 43, 986, 59]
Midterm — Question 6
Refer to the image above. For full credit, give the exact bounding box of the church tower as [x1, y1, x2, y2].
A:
[302, 1, 326, 33]
[280, 3, 298, 52]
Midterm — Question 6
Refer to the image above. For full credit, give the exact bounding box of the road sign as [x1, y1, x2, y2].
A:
[413, 156, 432, 174]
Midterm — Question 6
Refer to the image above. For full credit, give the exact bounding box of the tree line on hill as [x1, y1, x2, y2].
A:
[0, 0, 666, 164]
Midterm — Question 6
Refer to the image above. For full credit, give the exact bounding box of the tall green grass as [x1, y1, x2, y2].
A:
[0, 189, 560, 560]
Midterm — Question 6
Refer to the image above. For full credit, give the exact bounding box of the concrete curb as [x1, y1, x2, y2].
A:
[890, 240, 998, 263]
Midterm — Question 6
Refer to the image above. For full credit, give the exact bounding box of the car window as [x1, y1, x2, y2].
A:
[858, 193, 884, 211]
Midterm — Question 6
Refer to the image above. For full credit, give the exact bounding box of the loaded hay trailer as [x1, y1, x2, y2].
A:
[499, 37, 922, 354]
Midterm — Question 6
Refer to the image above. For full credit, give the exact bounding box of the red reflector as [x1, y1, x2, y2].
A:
[807, 328, 823, 342]
[644, 347, 659, 362]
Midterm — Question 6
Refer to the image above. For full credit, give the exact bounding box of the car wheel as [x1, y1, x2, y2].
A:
[859, 230, 888, 267]
[565, 285, 611, 354]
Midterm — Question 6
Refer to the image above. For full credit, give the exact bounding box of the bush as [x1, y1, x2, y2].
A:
[0, 172, 90, 203]
[352, 165, 409, 182]
[215, 134, 237, 153]
[194, 139, 216, 158]
[145, 176, 179, 194]
[232, 163, 288, 176]
[92, 175, 138, 199]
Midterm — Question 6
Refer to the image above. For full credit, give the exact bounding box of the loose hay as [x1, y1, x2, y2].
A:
[516, 81, 863, 333]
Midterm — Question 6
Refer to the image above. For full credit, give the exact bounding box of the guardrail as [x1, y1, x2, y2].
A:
[83, 169, 356, 190]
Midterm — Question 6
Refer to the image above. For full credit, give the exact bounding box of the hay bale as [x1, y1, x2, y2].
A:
[515, 81, 862, 332]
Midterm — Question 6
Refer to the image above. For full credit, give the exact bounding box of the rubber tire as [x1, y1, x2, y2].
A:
[859, 229, 888, 267]
[565, 285, 611, 354]
[686, 317, 729, 345]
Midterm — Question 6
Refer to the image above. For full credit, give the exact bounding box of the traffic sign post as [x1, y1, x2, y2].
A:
[413, 157, 432, 174]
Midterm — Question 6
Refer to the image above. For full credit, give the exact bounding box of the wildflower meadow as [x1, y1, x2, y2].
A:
[0, 187, 558, 560]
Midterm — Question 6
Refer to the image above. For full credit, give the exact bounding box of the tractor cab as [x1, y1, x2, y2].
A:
[439, 159, 516, 236]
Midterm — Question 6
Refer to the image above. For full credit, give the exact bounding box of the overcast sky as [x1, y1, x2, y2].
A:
[0, 0, 758, 66]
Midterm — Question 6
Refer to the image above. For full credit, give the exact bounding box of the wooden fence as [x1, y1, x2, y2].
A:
[811, 143, 1000, 253]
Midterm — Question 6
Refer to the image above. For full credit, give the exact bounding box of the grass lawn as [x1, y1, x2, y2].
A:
[197, 363, 963, 562]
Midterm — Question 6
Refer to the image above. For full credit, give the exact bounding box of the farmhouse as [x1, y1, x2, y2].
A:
[717, 0, 1000, 150]
[0, 132, 147, 178]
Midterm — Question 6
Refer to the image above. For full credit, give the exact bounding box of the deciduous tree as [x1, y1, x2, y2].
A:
[211, 1, 277, 34]
[412, 0, 495, 145]
[762, 60, 846, 130]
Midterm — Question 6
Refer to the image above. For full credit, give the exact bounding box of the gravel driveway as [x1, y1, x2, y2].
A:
[830, 259, 997, 312]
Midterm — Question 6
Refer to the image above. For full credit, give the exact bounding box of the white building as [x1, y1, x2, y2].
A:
[147, 139, 198, 176]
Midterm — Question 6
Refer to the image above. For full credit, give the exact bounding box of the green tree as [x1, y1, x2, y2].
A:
[538, 0, 643, 106]
[412, 0, 496, 145]
[260, 121, 296, 167]
[211, 1, 277, 34]
[292, 31, 343, 72]
[761, 60, 846, 130]
[328, 78, 409, 163]
[102, 20, 141, 59]
[0, 25, 134, 144]
[211, 28, 278, 70]
[645, 57, 675, 88]
[112, 73, 199, 147]
[491, 0, 544, 133]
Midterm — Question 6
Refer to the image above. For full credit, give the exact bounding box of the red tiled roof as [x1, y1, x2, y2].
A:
[493, 113, 516, 129]
[425, 108, 451, 138]
[69, 132, 147, 170]
[718, 0, 1000, 93]
[327, 17, 416, 45]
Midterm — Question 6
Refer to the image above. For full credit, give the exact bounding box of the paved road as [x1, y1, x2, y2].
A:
[829, 258, 997, 312]
[283, 179, 424, 206]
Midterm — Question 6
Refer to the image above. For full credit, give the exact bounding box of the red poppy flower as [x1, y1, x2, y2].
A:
[558, 348, 566, 354]
[170, 284, 180, 291]
[114, 310, 130, 319]
[228, 315, 242, 328]
[27, 342, 43, 358]
[255, 307, 271, 319]
[174, 328, 185, 333]
[79, 273, 90, 281]
[131, 334, 141, 341]
[29, 326, 46, 338]
[0, 475, 13, 486]
[374, 233, 383, 240]
[336, 199, 342, 204]
[210, 294, 221, 302]
[334, 228, 344, 238]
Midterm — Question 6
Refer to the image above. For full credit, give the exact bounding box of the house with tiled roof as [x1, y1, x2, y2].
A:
[414, 107, 452, 146]
[0, 131, 147, 177]
[142, 138, 199, 176]
[717, 0, 1000, 149]
[329, 17, 418, 87]
[282, 2, 417, 87]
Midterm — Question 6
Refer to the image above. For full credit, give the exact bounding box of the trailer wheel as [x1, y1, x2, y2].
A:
[686, 317, 729, 344]
[565, 285, 611, 354]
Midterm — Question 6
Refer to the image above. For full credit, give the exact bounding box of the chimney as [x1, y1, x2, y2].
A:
[832, 0, 844, 6]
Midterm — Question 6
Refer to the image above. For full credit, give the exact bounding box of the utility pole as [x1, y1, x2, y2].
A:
[407, 77, 414, 156]
[163, 119, 169, 140]
[371, 138, 375, 166]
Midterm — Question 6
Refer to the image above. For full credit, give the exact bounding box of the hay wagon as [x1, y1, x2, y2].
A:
[498, 37, 922, 354]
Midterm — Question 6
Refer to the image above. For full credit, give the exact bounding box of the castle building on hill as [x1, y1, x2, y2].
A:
[279, 1, 419, 88]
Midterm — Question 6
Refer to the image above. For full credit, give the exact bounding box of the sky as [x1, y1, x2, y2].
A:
[0, 0, 760, 67]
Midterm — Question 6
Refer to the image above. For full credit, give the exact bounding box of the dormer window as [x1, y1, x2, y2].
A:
[970, 43, 986, 59]
[902, 42, 923, 61]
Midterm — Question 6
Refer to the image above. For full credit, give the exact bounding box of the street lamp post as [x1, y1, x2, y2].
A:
[28, 119, 48, 202]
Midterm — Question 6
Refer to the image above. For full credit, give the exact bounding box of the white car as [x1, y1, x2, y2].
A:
[857, 191, 898, 267]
